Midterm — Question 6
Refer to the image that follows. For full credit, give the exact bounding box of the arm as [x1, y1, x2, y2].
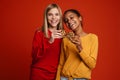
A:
[32, 30, 43, 63]
[56, 39, 66, 80]
[79, 35, 98, 69]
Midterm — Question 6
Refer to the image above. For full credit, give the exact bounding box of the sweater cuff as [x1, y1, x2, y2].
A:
[79, 49, 89, 60]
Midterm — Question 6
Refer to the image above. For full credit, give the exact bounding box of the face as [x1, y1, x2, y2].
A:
[64, 12, 82, 31]
[47, 8, 60, 28]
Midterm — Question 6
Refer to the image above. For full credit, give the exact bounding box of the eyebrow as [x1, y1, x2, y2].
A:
[66, 14, 74, 18]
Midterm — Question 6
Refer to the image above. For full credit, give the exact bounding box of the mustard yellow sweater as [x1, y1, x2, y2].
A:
[56, 33, 98, 80]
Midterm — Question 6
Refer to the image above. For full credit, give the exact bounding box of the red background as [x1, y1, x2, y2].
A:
[0, 0, 120, 80]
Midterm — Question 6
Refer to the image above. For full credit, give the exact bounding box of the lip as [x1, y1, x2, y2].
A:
[49, 20, 59, 26]
[51, 20, 57, 23]
[69, 23, 75, 27]
[68, 21, 75, 27]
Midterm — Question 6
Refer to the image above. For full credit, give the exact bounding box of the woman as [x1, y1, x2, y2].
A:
[56, 9, 98, 80]
[30, 4, 64, 80]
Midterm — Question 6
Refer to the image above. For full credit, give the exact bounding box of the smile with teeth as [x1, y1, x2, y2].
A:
[51, 20, 58, 24]
[69, 23, 75, 27]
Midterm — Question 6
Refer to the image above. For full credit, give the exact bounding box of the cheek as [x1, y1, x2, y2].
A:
[47, 16, 51, 20]
[57, 15, 61, 19]
[47, 19, 50, 23]
[77, 20, 81, 25]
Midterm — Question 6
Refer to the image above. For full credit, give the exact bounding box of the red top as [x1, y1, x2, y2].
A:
[30, 30, 62, 80]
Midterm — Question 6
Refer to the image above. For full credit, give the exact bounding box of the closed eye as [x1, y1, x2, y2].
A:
[70, 16, 74, 19]
[64, 18, 68, 23]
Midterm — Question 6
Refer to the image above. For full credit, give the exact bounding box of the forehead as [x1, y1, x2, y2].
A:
[64, 11, 77, 18]
[48, 8, 59, 13]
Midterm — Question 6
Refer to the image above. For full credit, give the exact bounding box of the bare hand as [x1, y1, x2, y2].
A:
[49, 30, 63, 43]
[69, 35, 83, 52]
[51, 30, 63, 39]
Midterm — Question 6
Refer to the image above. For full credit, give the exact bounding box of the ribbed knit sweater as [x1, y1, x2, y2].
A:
[56, 33, 98, 80]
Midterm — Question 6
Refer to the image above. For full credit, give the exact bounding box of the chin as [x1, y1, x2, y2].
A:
[52, 25, 57, 27]
[50, 23, 57, 27]
[71, 27, 77, 31]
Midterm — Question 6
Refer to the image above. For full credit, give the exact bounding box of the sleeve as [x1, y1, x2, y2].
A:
[32, 30, 43, 63]
[56, 39, 66, 80]
[79, 35, 98, 69]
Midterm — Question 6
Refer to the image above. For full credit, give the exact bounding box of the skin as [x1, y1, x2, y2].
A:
[47, 8, 63, 43]
[64, 11, 88, 52]
[47, 8, 60, 29]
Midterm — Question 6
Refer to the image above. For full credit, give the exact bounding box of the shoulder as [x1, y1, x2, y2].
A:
[89, 33, 98, 42]
[62, 37, 71, 45]
[35, 27, 43, 34]
[90, 33, 98, 39]
[34, 27, 44, 38]
[63, 37, 69, 41]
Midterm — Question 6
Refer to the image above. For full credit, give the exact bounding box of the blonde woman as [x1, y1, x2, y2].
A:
[30, 4, 64, 80]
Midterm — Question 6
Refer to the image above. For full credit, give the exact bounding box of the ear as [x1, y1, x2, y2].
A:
[79, 16, 82, 21]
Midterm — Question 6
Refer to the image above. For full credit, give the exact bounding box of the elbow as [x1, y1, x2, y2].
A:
[89, 61, 96, 69]
[90, 64, 96, 69]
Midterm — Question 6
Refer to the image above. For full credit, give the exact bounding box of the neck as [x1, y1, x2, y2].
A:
[49, 27, 57, 31]
[73, 26, 84, 37]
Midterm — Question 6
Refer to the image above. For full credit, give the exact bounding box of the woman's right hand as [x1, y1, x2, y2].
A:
[49, 30, 63, 43]
[52, 30, 63, 39]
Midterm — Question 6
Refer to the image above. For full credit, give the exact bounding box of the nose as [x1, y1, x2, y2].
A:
[66, 20, 71, 27]
[52, 15, 56, 19]
[67, 19, 72, 24]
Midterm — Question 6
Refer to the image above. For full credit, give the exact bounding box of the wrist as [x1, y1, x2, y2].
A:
[49, 37, 54, 44]
[76, 45, 82, 52]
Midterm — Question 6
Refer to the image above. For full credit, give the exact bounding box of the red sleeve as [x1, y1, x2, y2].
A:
[32, 30, 43, 64]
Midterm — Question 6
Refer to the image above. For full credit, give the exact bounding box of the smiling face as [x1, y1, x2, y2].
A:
[64, 11, 82, 31]
[47, 8, 60, 29]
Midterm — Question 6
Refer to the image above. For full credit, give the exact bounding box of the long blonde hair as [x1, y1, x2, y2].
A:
[42, 3, 63, 38]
